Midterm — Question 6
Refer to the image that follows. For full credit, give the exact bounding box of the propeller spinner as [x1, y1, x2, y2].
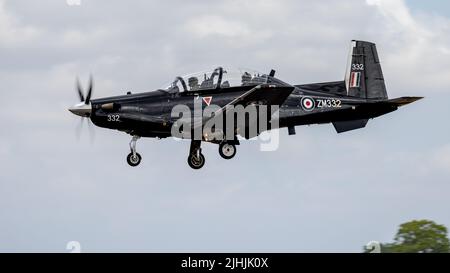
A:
[69, 76, 93, 117]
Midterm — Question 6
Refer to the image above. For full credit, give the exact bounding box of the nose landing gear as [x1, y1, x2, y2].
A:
[127, 135, 142, 167]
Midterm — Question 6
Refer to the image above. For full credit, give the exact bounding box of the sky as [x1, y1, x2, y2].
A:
[0, 0, 449, 252]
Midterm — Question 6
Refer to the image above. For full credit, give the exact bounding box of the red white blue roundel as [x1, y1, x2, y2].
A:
[301, 97, 315, 111]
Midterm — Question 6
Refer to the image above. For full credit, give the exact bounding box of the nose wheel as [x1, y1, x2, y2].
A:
[219, 142, 236, 160]
[127, 135, 142, 167]
[127, 152, 142, 167]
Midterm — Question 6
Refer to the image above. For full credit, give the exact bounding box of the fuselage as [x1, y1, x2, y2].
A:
[89, 80, 398, 139]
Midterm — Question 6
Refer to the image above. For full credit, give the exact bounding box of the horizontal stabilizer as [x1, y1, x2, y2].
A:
[386, 96, 423, 107]
[333, 119, 368, 133]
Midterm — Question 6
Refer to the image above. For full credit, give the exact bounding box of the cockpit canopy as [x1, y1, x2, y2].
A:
[163, 67, 269, 93]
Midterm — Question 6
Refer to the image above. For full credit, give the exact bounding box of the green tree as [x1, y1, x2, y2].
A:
[367, 220, 450, 253]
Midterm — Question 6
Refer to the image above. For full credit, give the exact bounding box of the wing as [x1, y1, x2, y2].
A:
[194, 84, 295, 133]
[225, 84, 295, 108]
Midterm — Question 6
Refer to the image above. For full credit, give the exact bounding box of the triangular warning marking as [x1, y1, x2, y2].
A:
[202, 96, 212, 106]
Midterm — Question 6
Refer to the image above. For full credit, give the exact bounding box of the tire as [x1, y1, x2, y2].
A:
[127, 153, 142, 167]
[219, 143, 236, 160]
[187, 153, 205, 169]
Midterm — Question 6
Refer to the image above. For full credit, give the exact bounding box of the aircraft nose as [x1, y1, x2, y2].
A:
[68, 103, 92, 117]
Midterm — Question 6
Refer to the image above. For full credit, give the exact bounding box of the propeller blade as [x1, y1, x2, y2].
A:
[85, 75, 93, 104]
[75, 118, 95, 142]
[87, 119, 96, 143]
[75, 117, 84, 141]
[76, 77, 85, 102]
[72, 76, 96, 141]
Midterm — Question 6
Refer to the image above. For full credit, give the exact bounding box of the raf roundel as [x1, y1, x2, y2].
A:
[301, 97, 315, 111]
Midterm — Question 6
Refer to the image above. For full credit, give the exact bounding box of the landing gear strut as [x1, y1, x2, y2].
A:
[219, 142, 237, 160]
[187, 140, 205, 169]
[127, 135, 142, 167]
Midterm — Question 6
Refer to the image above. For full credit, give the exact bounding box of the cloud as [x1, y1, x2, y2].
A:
[367, 0, 417, 28]
[366, 0, 450, 93]
[430, 144, 450, 173]
[185, 15, 251, 38]
[0, 0, 40, 48]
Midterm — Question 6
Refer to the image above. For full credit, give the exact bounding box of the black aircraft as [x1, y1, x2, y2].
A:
[69, 40, 422, 169]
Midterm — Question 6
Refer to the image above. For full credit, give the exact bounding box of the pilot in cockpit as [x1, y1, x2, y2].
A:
[241, 72, 252, 85]
[200, 73, 213, 89]
[188, 76, 199, 91]
[170, 82, 179, 93]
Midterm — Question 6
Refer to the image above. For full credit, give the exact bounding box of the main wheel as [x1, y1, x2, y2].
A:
[187, 153, 205, 169]
[219, 143, 236, 160]
[127, 152, 142, 167]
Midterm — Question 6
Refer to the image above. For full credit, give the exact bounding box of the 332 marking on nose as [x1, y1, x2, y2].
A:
[107, 114, 120, 122]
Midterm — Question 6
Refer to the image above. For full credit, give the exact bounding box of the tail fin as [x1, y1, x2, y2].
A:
[345, 40, 388, 100]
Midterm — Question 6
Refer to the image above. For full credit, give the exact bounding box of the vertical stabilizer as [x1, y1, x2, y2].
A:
[345, 40, 388, 100]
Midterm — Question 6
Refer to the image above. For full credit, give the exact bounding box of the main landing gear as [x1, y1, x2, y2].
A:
[218, 142, 236, 160]
[127, 135, 142, 167]
[125, 136, 238, 170]
[187, 140, 205, 169]
[187, 141, 237, 170]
